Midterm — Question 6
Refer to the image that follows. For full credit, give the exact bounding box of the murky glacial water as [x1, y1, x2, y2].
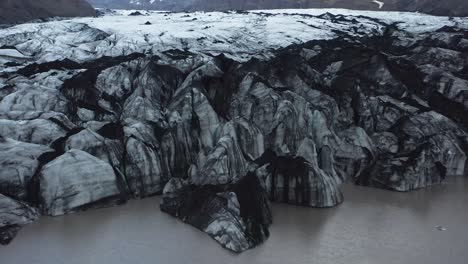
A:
[1, 178, 467, 264]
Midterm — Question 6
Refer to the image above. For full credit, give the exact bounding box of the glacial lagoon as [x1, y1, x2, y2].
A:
[1, 178, 467, 264]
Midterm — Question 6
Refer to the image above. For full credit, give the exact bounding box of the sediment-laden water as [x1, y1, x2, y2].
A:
[1, 178, 466, 264]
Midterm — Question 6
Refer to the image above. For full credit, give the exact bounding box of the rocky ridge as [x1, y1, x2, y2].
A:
[0, 0, 96, 25]
[89, 0, 468, 17]
[0, 10, 467, 252]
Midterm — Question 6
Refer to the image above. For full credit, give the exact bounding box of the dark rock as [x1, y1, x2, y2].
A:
[96, 122, 124, 140]
[17, 59, 82, 77]
[129, 11, 144, 16]
[0, 0, 96, 24]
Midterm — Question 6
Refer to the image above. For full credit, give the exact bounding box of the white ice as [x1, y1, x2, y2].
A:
[0, 9, 467, 63]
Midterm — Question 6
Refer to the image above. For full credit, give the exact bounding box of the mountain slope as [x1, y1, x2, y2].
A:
[0, 0, 96, 24]
[88, 0, 468, 16]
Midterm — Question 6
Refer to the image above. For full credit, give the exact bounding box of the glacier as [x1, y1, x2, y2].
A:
[0, 9, 467, 251]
